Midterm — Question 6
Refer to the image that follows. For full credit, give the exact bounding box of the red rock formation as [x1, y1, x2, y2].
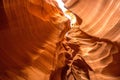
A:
[0, 0, 120, 80]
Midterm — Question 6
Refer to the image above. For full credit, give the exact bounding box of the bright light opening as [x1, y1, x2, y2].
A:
[56, 0, 77, 28]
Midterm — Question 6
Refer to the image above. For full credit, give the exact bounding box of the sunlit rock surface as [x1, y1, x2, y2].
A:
[64, 0, 120, 41]
[0, 0, 120, 80]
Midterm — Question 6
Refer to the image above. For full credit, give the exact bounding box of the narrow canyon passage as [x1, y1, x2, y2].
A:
[0, 0, 120, 80]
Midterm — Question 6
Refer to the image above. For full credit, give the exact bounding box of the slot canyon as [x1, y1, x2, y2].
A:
[0, 0, 120, 80]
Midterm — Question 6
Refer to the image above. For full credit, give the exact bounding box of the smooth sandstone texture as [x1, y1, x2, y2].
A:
[0, 0, 120, 80]
[65, 0, 120, 41]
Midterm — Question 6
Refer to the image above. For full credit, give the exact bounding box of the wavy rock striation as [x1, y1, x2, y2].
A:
[0, 0, 120, 80]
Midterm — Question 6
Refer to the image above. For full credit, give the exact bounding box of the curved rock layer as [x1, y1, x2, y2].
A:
[0, 0, 120, 80]
[64, 0, 120, 42]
